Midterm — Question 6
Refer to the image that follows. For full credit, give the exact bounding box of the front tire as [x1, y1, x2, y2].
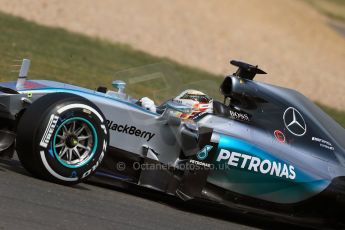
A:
[16, 93, 109, 185]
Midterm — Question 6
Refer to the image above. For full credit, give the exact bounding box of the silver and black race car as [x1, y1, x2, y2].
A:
[1, 59, 345, 228]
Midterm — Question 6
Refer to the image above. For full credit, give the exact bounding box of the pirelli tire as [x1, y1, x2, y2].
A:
[16, 93, 109, 185]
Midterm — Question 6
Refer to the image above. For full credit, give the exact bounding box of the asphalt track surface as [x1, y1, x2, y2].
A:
[0, 155, 309, 230]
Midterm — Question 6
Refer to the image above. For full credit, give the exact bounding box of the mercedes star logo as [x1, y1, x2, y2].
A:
[283, 107, 307, 136]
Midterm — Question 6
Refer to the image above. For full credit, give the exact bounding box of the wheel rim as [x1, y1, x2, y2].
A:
[52, 117, 98, 168]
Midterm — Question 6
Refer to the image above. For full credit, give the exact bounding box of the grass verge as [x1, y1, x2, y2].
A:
[304, 0, 345, 23]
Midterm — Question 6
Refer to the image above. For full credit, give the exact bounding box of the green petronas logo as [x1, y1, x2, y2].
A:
[197, 145, 213, 160]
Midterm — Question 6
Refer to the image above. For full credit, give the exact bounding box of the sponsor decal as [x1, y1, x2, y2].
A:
[216, 149, 296, 180]
[274, 130, 286, 144]
[229, 110, 250, 122]
[189, 159, 211, 167]
[283, 107, 307, 136]
[192, 111, 208, 121]
[196, 145, 213, 160]
[106, 120, 155, 142]
[312, 137, 334, 151]
[40, 114, 60, 148]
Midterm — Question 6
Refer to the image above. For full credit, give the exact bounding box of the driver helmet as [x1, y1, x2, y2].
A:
[173, 89, 213, 119]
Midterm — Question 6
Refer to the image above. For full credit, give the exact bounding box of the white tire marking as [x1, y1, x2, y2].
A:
[57, 104, 104, 122]
[101, 125, 107, 135]
[40, 151, 78, 182]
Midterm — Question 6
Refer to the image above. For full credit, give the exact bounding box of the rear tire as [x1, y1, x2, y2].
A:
[16, 93, 109, 185]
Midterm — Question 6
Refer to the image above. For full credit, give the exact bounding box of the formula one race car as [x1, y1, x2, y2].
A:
[1, 59, 345, 228]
